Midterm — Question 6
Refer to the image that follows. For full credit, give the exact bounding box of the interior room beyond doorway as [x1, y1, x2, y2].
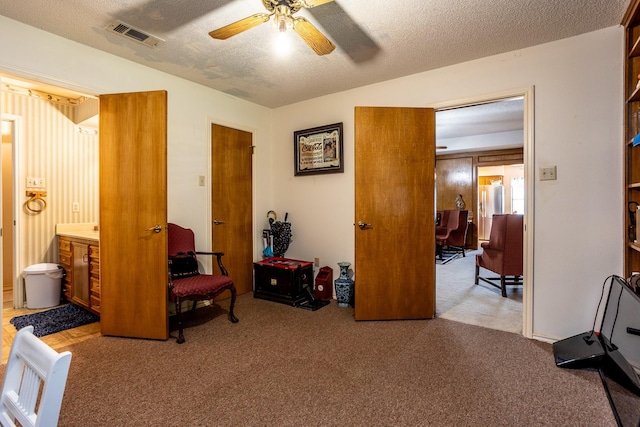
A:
[434, 91, 531, 336]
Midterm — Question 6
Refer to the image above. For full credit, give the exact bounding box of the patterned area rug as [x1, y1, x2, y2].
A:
[10, 304, 99, 337]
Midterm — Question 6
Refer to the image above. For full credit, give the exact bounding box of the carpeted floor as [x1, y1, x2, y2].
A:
[436, 249, 522, 334]
[54, 293, 615, 426]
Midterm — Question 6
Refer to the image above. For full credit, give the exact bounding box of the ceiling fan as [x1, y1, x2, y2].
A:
[209, 0, 336, 56]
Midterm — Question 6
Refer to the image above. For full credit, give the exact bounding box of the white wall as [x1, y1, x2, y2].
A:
[0, 15, 274, 270]
[271, 26, 624, 341]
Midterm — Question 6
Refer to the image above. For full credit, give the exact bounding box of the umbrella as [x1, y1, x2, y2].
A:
[264, 210, 292, 258]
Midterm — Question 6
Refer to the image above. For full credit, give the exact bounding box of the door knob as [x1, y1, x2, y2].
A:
[358, 221, 372, 230]
[213, 219, 226, 225]
[145, 225, 162, 233]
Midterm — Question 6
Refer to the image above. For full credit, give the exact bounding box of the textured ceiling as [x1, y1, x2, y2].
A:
[436, 98, 524, 153]
[437, 99, 524, 140]
[0, 0, 628, 109]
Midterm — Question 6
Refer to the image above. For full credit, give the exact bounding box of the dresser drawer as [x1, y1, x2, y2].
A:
[90, 261, 100, 277]
[59, 238, 71, 252]
[90, 295, 100, 313]
[89, 245, 99, 257]
[90, 277, 100, 295]
[59, 252, 71, 267]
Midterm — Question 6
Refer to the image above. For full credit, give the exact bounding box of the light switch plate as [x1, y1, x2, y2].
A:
[26, 177, 45, 188]
[539, 166, 557, 181]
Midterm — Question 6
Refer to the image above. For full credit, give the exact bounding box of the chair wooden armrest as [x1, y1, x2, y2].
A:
[195, 251, 228, 276]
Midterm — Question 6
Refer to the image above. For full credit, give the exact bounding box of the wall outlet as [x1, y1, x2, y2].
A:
[72, 202, 79, 213]
[198, 175, 205, 186]
[314, 257, 320, 267]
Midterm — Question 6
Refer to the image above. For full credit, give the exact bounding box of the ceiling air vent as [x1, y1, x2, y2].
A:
[105, 21, 164, 48]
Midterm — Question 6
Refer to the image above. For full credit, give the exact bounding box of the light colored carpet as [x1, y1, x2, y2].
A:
[436, 249, 523, 334]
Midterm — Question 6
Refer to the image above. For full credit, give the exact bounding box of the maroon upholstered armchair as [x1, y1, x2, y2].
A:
[475, 214, 523, 297]
[435, 210, 469, 259]
[168, 223, 238, 344]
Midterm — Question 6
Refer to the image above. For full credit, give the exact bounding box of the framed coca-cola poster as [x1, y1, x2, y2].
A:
[294, 122, 343, 176]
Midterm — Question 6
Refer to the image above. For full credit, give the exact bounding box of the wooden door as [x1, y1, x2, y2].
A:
[211, 124, 253, 295]
[99, 90, 168, 340]
[354, 106, 435, 320]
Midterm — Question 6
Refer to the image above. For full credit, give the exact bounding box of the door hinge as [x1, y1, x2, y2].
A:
[250, 145, 255, 155]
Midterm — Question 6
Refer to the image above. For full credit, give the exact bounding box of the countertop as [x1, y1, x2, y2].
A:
[56, 223, 99, 241]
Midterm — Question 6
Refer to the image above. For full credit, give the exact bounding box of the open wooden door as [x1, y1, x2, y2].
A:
[99, 90, 168, 340]
[211, 124, 253, 295]
[354, 106, 435, 320]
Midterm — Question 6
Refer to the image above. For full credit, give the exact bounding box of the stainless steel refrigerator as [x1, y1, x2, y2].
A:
[478, 184, 504, 240]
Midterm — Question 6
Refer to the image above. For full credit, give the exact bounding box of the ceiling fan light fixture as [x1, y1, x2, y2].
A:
[274, 31, 293, 56]
[274, 5, 293, 32]
[209, 0, 336, 56]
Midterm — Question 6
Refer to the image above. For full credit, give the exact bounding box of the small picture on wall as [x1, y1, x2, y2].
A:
[294, 122, 344, 176]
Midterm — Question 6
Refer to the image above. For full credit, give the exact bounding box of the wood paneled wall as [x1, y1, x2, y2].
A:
[436, 148, 523, 249]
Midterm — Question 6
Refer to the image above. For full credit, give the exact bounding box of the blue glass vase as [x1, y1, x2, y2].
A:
[334, 262, 354, 307]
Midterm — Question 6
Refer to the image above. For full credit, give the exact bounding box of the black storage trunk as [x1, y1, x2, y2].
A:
[253, 257, 313, 306]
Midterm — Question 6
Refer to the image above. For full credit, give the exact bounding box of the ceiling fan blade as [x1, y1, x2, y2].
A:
[308, 2, 380, 63]
[293, 17, 335, 56]
[209, 13, 271, 40]
[300, 0, 335, 8]
[116, 0, 231, 32]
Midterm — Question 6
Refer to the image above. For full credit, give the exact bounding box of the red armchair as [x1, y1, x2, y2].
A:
[475, 214, 523, 297]
[168, 223, 238, 343]
[436, 210, 469, 259]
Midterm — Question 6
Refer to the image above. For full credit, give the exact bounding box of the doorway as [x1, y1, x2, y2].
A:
[0, 74, 103, 360]
[1, 74, 99, 311]
[433, 87, 534, 337]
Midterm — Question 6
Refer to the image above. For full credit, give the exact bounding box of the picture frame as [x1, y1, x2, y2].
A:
[294, 122, 343, 176]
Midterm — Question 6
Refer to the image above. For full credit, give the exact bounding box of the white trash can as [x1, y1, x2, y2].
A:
[22, 263, 64, 309]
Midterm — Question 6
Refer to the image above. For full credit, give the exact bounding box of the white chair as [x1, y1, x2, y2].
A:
[0, 326, 72, 427]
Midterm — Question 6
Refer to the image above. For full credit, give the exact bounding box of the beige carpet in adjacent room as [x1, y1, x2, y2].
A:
[436, 249, 523, 334]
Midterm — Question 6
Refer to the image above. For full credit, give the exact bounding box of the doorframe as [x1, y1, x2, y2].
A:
[1, 113, 24, 309]
[206, 116, 258, 264]
[431, 86, 535, 338]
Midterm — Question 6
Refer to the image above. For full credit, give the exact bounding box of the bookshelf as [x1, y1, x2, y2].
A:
[624, 0, 640, 277]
